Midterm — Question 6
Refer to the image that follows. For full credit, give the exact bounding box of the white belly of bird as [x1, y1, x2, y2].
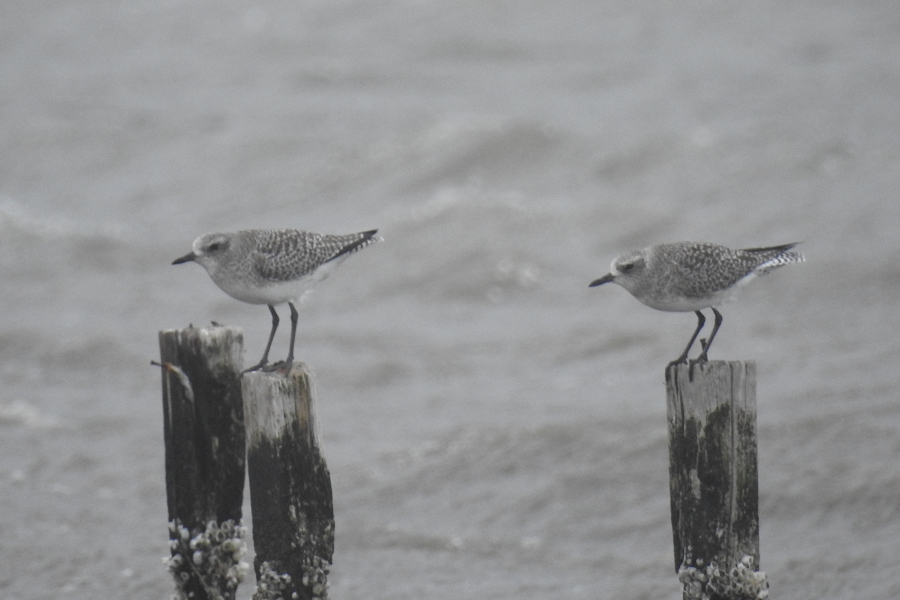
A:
[214, 258, 346, 305]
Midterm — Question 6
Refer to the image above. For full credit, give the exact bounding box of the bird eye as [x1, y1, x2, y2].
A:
[208, 243, 221, 251]
[620, 262, 635, 272]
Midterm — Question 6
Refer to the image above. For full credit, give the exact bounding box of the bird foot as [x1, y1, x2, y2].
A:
[689, 353, 709, 367]
[241, 361, 268, 375]
[667, 354, 690, 371]
[261, 359, 294, 374]
[686, 353, 710, 381]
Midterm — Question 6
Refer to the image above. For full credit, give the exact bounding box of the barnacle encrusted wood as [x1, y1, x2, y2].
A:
[243, 364, 335, 600]
[158, 325, 247, 600]
[666, 361, 762, 600]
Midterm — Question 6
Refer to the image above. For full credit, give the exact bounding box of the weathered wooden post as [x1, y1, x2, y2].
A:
[242, 364, 335, 600]
[665, 361, 769, 600]
[158, 325, 249, 600]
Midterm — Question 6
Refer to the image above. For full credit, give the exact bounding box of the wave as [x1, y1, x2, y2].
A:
[0, 197, 156, 276]
[0, 328, 144, 381]
[339, 417, 669, 546]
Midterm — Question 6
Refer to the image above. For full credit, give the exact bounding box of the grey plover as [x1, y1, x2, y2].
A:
[589, 242, 804, 366]
[173, 228, 381, 372]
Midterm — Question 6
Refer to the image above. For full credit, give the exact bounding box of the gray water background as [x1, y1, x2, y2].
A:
[2, 1, 900, 598]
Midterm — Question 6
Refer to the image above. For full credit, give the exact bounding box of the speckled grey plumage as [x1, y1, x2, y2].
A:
[590, 241, 804, 365]
[174, 228, 381, 305]
[251, 229, 378, 282]
[173, 228, 380, 371]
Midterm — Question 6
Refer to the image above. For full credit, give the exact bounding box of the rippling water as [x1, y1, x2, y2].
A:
[2, 1, 900, 599]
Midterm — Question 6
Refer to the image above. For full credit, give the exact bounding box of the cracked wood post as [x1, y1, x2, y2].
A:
[242, 364, 334, 600]
[665, 361, 769, 600]
[158, 325, 248, 600]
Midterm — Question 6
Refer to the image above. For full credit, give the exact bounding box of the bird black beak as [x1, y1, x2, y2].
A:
[589, 273, 614, 287]
[172, 252, 196, 265]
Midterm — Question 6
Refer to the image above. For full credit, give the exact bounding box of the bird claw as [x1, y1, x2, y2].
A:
[260, 360, 293, 374]
[686, 354, 710, 381]
[242, 357, 295, 375]
[690, 352, 709, 366]
[667, 353, 690, 370]
[241, 362, 267, 375]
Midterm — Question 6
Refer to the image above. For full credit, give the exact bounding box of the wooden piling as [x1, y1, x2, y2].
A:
[242, 364, 334, 600]
[158, 325, 248, 600]
[665, 361, 768, 600]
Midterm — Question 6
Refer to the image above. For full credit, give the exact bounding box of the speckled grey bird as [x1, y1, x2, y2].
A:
[589, 242, 804, 366]
[173, 228, 381, 372]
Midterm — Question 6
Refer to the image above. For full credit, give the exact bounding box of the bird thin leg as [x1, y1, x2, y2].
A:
[243, 305, 279, 373]
[283, 301, 299, 369]
[668, 310, 705, 368]
[695, 307, 723, 363]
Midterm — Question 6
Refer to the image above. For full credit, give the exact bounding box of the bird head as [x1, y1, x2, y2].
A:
[172, 232, 233, 274]
[589, 249, 647, 293]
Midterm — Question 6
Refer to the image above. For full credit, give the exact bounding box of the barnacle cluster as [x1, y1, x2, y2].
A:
[678, 555, 769, 600]
[164, 518, 249, 600]
[299, 555, 330, 600]
[251, 562, 295, 600]
[251, 558, 330, 600]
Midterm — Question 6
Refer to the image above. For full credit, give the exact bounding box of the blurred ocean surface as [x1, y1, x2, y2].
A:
[2, 1, 900, 598]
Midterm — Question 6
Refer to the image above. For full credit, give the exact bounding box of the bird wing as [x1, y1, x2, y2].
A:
[740, 243, 804, 272]
[740, 242, 800, 255]
[254, 230, 378, 282]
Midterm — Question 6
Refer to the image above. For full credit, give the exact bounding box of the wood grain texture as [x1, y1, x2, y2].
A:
[665, 361, 759, 580]
[158, 325, 246, 600]
[243, 364, 334, 600]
